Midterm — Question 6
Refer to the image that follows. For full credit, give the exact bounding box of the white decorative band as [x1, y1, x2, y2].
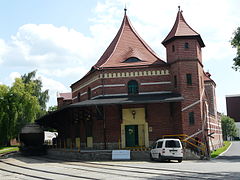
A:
[208, 122, 221, 126]
[73, 69, 170, 93]
[206, 128, 222, 132]
[141, 81, 171, 85]
[91, 85, 103, 91]
[182, 100, 200, 112]
[91, 91, 172, 99]
[104, 84, 125, 87]
[91, 93, 128, 99]
[81, 92, 87, 96]
[139, 91, 172, 95]
[72, 96, 77, 100]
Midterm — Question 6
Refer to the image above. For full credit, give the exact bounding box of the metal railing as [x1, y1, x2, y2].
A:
[162, 134, 207, 156]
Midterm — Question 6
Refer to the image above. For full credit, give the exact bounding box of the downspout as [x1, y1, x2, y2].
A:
[203, 101, 210, 159]
[103, 106, 107, 149]
[101, 68, 105, 97]
[101, 68, 107, 149]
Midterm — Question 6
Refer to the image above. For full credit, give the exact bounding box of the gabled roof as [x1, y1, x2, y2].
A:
[204, 72, 216, 86]
[58, 92, 72, 100]
[162, 8, 205, 47]
[93, 10, 165, 69]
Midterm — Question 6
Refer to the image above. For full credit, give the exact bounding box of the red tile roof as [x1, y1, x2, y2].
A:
[93, 12, 165, 69]
[204, 72, 215, 85]
[162, 9, 205, 47]
[58, 92, 72, 100]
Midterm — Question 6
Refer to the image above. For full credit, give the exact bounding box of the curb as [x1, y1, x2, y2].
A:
[214, 142, 232, 159]
[0, 151, 18, 158]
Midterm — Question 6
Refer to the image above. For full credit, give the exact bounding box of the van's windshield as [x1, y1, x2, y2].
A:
[165, 140, 181, 148]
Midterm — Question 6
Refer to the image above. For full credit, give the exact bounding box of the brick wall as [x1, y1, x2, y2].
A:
[167, 38, 205, 137]
[71, 66, 172, 102]
[166, 39, 202, 64]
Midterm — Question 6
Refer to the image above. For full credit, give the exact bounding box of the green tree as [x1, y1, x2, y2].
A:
[221, 115, 237, 140]
[48, 105, 58, 112]
[11, 78, 41, 138]
[0, 85, 10, 145]
[0, 77, 41, 146]
[21, 70, 49, 117]
[231, 27, 240, 71]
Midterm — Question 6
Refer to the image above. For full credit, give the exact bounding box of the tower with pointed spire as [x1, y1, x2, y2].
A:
[162, 7, 205, 64]
[162, 7, 206, 136]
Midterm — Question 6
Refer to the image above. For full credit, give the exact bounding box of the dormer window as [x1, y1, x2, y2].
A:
[128, 80, 139, 95]
[184, 42, 189, 49]
[123, 57, 141, 63]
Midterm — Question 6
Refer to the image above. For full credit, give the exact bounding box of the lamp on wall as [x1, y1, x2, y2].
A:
[132, 110, 136, 119]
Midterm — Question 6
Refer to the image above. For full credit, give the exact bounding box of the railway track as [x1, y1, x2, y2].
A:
[0, 154, 237, 179]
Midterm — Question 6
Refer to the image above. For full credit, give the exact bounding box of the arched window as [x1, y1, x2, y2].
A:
[88, 87, 91, 100]
[128, 80, 139, 95]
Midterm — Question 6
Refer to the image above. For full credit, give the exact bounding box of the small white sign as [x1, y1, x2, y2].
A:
[112, 150, 130, 160]
[149, 127, 152, 132]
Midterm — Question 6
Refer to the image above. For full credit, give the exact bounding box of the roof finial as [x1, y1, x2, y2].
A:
[124, 4, 127, 15]
[178, 6, 180, 11]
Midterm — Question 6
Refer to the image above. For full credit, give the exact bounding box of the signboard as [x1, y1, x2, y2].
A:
[112, 150, 130, 160]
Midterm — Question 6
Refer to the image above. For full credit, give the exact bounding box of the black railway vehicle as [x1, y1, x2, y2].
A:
[19, 123, 46, 155]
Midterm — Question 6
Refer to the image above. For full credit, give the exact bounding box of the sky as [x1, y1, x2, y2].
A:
[0, 0, 239, 114]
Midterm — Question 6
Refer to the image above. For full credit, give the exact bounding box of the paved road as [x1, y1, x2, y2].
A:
[215, 141, 240, 162]
[0, 142, 240, 179]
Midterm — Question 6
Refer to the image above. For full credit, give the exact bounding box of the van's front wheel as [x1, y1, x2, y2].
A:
[178, 159, 182, 163]
[158, 153, 163, 162]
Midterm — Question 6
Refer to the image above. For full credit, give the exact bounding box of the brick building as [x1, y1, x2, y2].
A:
[226, 95, 240, 139]
[38, 8, 223, 151]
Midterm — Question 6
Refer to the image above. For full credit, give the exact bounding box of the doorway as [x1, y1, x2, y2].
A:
[125, 125, 139, 147]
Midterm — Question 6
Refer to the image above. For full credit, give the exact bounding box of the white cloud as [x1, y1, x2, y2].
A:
[9, 72, 21, 82]
[7, 24, 99, 67]
[40, 75, 68, 92]
[39, 67, 88, 78]
[37, 73, 70, 107]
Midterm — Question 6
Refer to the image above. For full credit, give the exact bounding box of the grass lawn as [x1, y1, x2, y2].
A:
[211, 141, 231, 158]
[0, 146, 19, 154]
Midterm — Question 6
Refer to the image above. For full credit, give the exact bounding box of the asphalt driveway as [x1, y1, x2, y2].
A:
[215, 141, 240, 162]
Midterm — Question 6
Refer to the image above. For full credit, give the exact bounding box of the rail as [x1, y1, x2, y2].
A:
[162, 134, 207, 156]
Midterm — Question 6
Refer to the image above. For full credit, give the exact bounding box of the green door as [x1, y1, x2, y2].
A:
[125, 125, 139, 147]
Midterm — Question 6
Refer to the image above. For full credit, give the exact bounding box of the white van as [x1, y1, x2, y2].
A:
[150, 138, 183, 162]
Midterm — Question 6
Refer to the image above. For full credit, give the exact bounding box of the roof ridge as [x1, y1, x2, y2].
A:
[93, 11, 166, 69]
[100, 14, 127, 68]
[162, 9, 204, 47]
[177, 10, 199, 35]
[125, 15, 162, 60]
